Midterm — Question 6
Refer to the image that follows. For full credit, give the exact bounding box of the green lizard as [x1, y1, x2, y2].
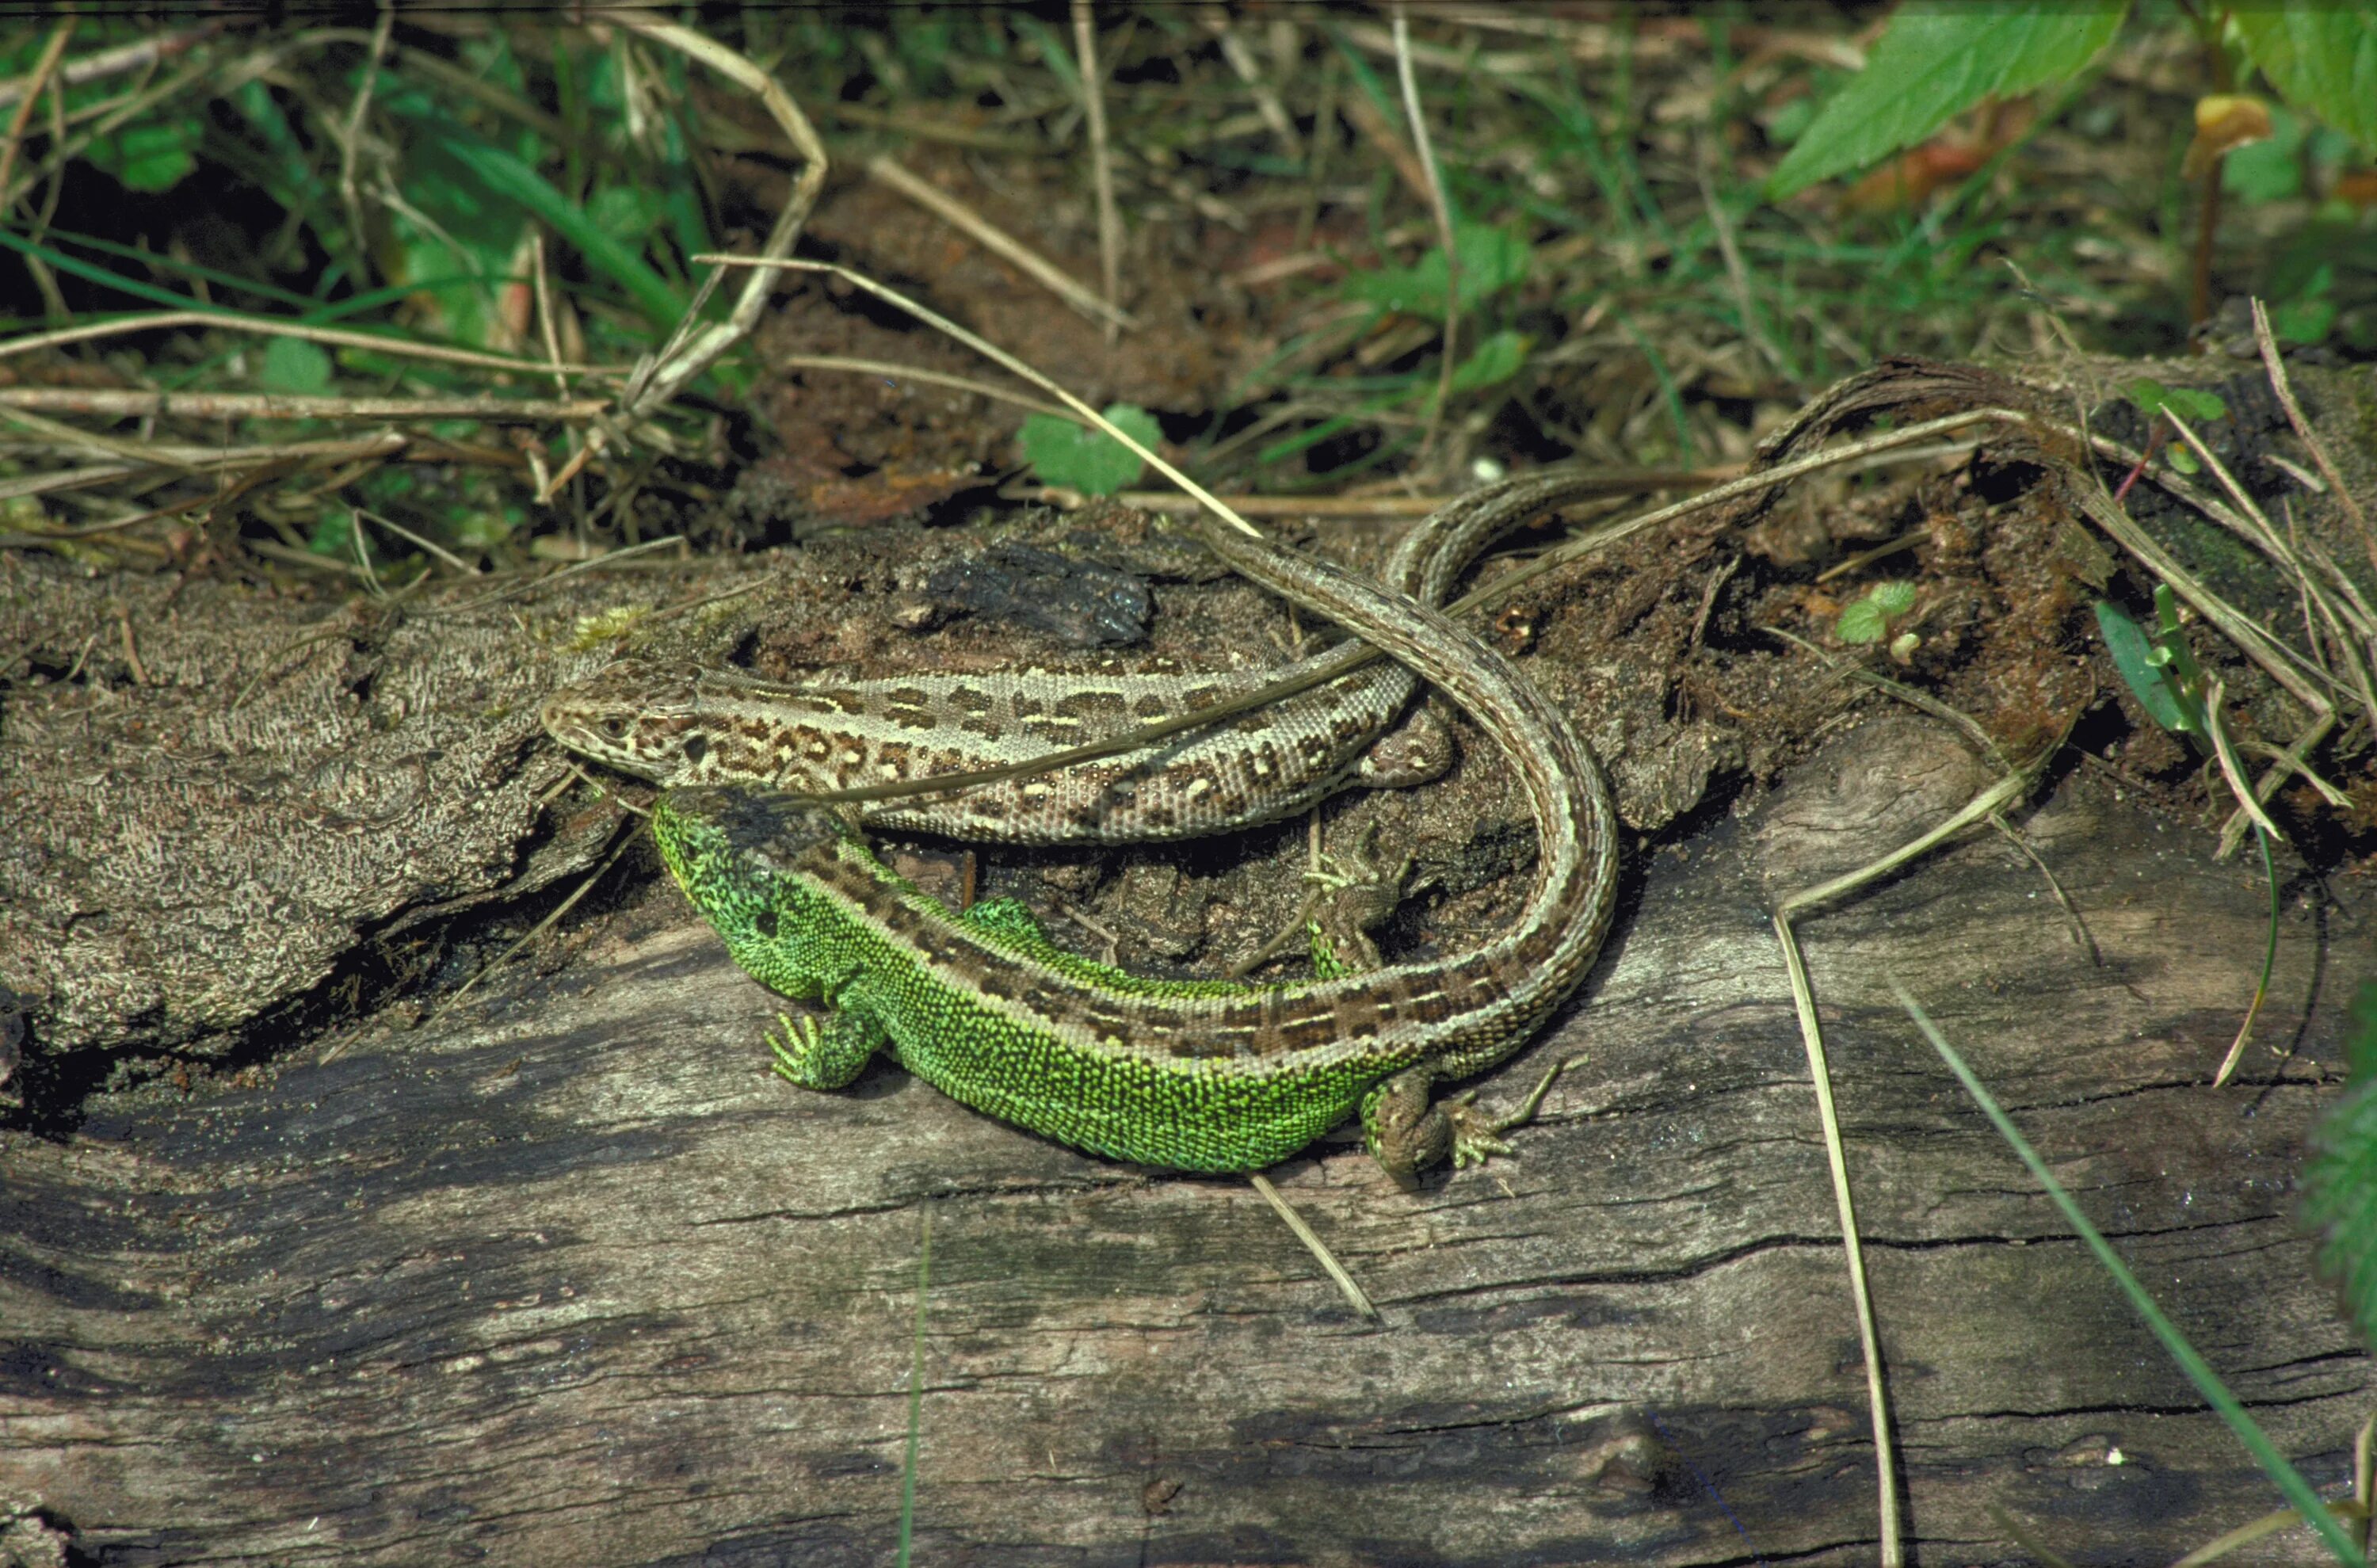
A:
[649, 509, 1618, 1180]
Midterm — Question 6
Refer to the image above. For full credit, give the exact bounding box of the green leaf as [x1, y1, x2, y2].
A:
[2094, 600, 2188, 731]
[2303, 981, 2377, 1353]
[260, 338, 334, 395]
[1341, 223, 1534, 321]
[1019, 404, 1161, 496]
[1868, 580, 1917, 617]
[2167, 444, 2202, 475]
[586, 185, 664, 245]
[2276, 294, 2338, 345]
[1448, 330, 1532, 393]
[2123, 379, 2227, 423]
[1768, 0, 2127, 198]
[85, 116, 204, 193]
[2230, 6, 2377, 153]
[2222, 103, 2306, 201]
[1837, 599, 1889, 645]
[306, 508, 355, 558]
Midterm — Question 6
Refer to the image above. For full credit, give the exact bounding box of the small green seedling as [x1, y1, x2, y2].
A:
[1019, 402, 1161, 496]
[1836, 579, 1917, 646]
[2123, 380, 2229, 475]
[2093, 583, 2208, 738]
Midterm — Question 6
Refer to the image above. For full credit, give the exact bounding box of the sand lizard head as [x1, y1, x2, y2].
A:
[540, 658, 716, 783]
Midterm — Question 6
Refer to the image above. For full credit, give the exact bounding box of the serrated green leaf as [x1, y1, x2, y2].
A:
[1448, 330, 1532, 393]
[1768, 0, 2127, 199]
[1019, 403, 1160, 496]
[1837, 599, 1888, 645]
[2161, 386, 2229, 422]
[2302, 980, 2377, 1353]
[261, 338, 333, 395]
[2230, 6, 2377, 153]
[1868, 580, 1917, 617]
[2094, 599, 2188, 731]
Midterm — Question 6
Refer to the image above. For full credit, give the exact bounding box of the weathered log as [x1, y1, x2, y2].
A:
[3, 704, 2366, 1564]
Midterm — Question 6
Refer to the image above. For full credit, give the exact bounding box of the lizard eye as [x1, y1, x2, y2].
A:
[599, 716, 628, 739]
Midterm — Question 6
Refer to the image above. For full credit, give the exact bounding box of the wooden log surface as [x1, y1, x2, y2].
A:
[6, 354, 2374, 1563]
[4, 704, 2367, 1566]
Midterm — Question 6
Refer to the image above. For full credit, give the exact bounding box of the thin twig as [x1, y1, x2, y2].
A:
[0, 25, 219, 112]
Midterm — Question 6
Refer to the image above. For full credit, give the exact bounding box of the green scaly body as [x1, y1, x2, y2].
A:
[654, 790, 1372, 1172]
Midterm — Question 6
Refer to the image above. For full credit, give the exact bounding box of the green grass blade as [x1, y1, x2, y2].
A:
[433, 135, 686, 327]
[1892, 981, 2367, 1566]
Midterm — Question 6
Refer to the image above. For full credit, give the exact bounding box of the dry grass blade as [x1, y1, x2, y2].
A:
[1770, 907, 1903, 1568]
[779, 356, 1079, 422]
[2252, 298, 2374, 574]
[1391, 5, 1458, 463]
[0, 309, 625, 380]
[0, 389, 604, 422]
[0, 18, 73, 197]
[1247, 1173, 1378, 1322]
[1072, 0, 1123, 342]
[608, 14, 827, 422]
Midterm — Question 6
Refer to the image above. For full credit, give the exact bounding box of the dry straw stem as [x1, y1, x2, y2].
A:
[0, 309, 624, 381]
[2253, 299, 2375, 571]
[2143, 405, 2364, 856]
[778, 355, 1080, 423]
[1071, 0, 1124, 344]
[0, 19, 73, 198]
[601, 14, 826, 428]
[0, 25, 218, 111]
[1391, 5, 1459, 464]
[1771, 765, 2040, 1568]
[0, 389, 605, 422]
[1248, 1172, 1378, 1322]
[864, 154, 1132, 332]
